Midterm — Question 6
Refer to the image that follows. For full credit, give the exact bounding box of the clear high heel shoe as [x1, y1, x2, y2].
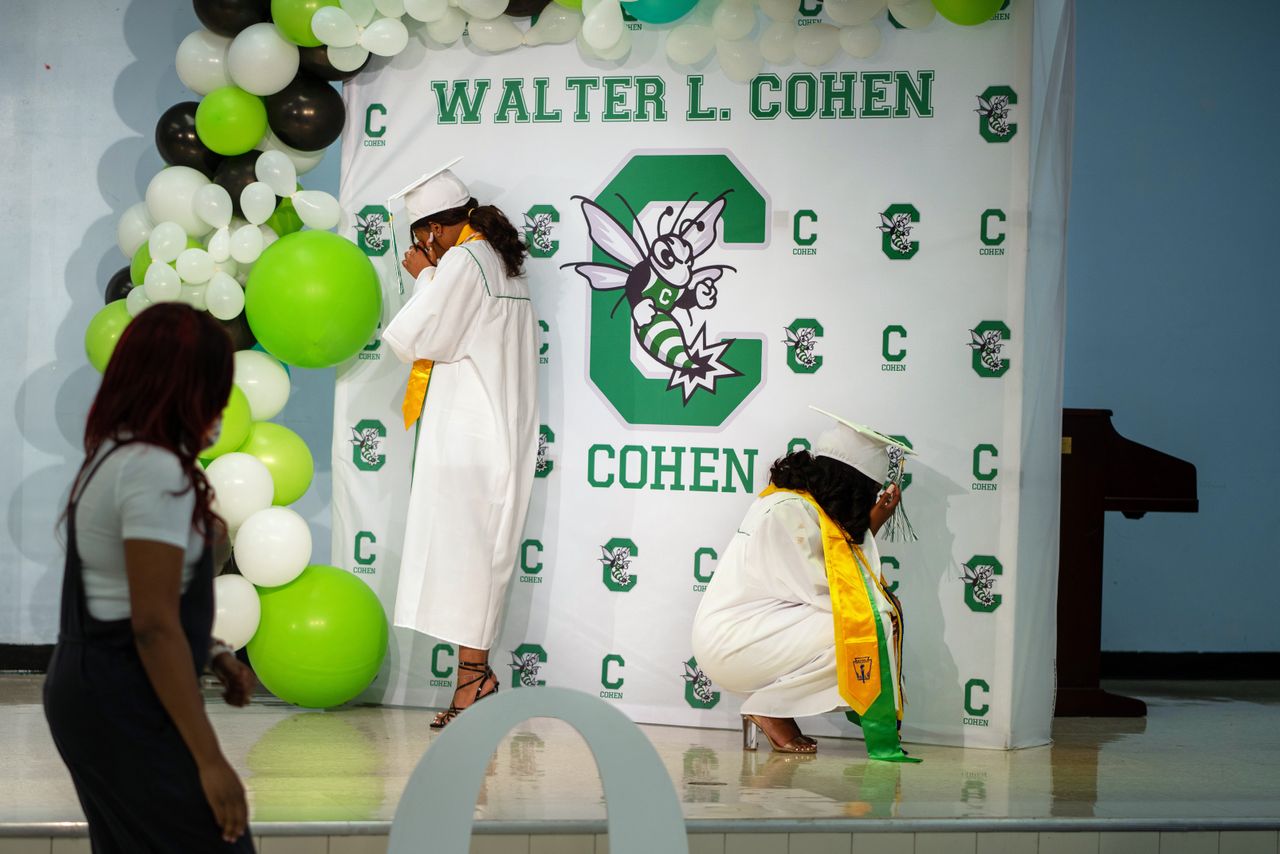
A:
[741, 715, 818, 754]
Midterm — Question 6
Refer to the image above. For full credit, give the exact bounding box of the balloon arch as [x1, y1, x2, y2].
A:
[84, 0, 1008, 709]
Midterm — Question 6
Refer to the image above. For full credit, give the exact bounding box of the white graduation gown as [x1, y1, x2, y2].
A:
[383, 240, 539, 650]
[691, 491, 897, 719]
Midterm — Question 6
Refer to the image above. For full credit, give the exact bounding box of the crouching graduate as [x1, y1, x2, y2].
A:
[691, 407, 921, 762]
[383, 159, 539, 729]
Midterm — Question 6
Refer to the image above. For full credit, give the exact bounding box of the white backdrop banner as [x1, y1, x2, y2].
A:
[334, 0, 1051, 748]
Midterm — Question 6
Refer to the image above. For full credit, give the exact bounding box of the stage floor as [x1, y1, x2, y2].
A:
[2, 677, 1278, 851]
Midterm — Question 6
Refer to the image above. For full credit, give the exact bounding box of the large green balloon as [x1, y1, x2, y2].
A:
[85, 300, 133, 372]
[931, 0, 1003, 25]
[200, 385, 252, 461]
[238, 421, 314, 505]
[196, 87, 268, 156]
[131, 236, 203, 286]
[265, 195, 304, 237]
[245, 231, 381, 368]
[271, 0, 341, 47]
[247, 565, 389, 709]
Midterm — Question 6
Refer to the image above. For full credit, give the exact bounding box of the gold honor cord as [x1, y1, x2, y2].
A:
[401, 226, 485, 430]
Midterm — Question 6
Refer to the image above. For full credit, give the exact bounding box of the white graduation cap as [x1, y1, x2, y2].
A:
[388, 156, 470, 226]
[810, 405, 915, 484]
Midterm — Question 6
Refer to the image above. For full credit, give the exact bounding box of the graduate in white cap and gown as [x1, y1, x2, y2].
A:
[382, 160, 539, 729]
[691, 407, 920, 762]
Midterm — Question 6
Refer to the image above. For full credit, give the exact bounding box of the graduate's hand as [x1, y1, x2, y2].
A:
[211, 652, 255, 708]
[402, 243, 436, 278]
[869, 483, 901, 537]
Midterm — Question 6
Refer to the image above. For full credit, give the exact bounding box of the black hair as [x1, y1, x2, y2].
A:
[411, 197, 527, 278]
[769, 450, 881, 544]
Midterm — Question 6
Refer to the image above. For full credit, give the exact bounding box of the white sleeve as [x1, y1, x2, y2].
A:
[383, 247, 484, 365]
[749, 499, 830, 608]
[115, 447, 197, 549]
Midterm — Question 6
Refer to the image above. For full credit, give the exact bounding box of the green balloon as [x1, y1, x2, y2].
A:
[245, 231, 381, 368]
[85, 300, 133, 372]
[247, 565, 389, 709]
[238, 421, 314, 505]
[196, 87, 268, 156]
[200, 385, 252, 461]
[931, 0, 1003, 25]
[271, 0, 341, 47]
[265, 195, 304, 237]
[131, 236, 203, 286]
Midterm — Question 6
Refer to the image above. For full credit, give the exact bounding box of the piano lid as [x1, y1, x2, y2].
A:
[1063, 409, 1198, 517]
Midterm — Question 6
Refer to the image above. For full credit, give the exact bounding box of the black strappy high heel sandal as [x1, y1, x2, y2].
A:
[431, 661, 499, 730]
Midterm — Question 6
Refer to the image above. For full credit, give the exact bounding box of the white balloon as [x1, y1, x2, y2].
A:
[425, 8, 467, 44]
[116, 203, 154, 259]
[179, 282, 208, 310]
[258, 130, 327, 176]
[839, 21, 881, 56]
[213, 575, 261, 650]
[212, 253, 240, 279]
[255, 150, 299, 198]
[524, 5, 582, 45]
[362, 16, 411, 55]
[292, 191, 342, 230]
[468, 17, 525, 51]
[580, 21, 630, 58]
[375, 0, 407, 16]
[206, 272, 247, 321]
[328, 44, 372, 71]
[234, 507, 313, 588]
[260, 224, 280, 248]
[148, 221, 188, 264]
[888, 0, 935, 28]
[234, 350, 291, 421]
[793, 22, 839, 65]
[231, 224, 266, 264]
[342, 0, 379, 26]
[146, 166, 213, 238]
[712, 0, 755, 41]
[143, 262, 182, 302]
[825, 0, 885, 26]
[175, 30, 232, 96]
[758, 0, 798, 23]
[312, 6, 361, 47]
[460, 0, 508, 20]
[176, 248, 216, 284]
[126, 284, 153, 317]
[665, 23, 716, 64]
[194, 184, 234, 231]
[240, 182, 278, 226]
[207, 227, 232, 263]
[228, 22, 301, 96]
[759, 20, 796, 64]
[405, 0, 449, 23]
[716, 38, 764, 83]
[582, 0, 624, 49]
[207, 453, 275, 532]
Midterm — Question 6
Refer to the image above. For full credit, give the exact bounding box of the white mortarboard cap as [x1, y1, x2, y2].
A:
[809, 405, 916, 485]
[388, 156, 470, 225]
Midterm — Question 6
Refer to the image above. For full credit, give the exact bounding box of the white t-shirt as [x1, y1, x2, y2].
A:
[72, 442, 205, 621]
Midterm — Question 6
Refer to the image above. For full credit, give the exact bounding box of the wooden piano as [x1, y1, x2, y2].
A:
[1055, 409, 1199, 717]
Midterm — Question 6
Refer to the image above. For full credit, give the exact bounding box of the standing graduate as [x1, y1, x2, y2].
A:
[383, 160, 539, 729]
[691, 407, 919, 762]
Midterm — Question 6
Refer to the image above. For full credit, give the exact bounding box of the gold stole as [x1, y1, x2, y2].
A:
[401, 225, 484, 430]
[760, 486, 896, 716]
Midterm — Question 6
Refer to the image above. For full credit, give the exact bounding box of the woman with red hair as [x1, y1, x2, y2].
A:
[44, 303, 256, 851]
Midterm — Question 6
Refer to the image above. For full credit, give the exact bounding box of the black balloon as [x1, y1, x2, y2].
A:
[506, 0, 552, 16]
[214, 151, 263, 218]
[265, 73, 346, 152]
[193, 0, 270, 37]
[298, 45, 370, 82]
[155, 101, 224, 178]
[218, 312, 257, 351]
[105, 266, 133, 304]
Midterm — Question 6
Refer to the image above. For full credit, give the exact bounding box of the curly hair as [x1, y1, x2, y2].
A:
[769, 451, 881, 544]
[412, 197, 528, 278]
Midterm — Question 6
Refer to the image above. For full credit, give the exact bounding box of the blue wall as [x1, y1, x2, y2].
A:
[1066, 0, 1280, 651]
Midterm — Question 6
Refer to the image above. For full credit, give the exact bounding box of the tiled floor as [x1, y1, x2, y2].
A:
[1, 679, 1277, 853]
